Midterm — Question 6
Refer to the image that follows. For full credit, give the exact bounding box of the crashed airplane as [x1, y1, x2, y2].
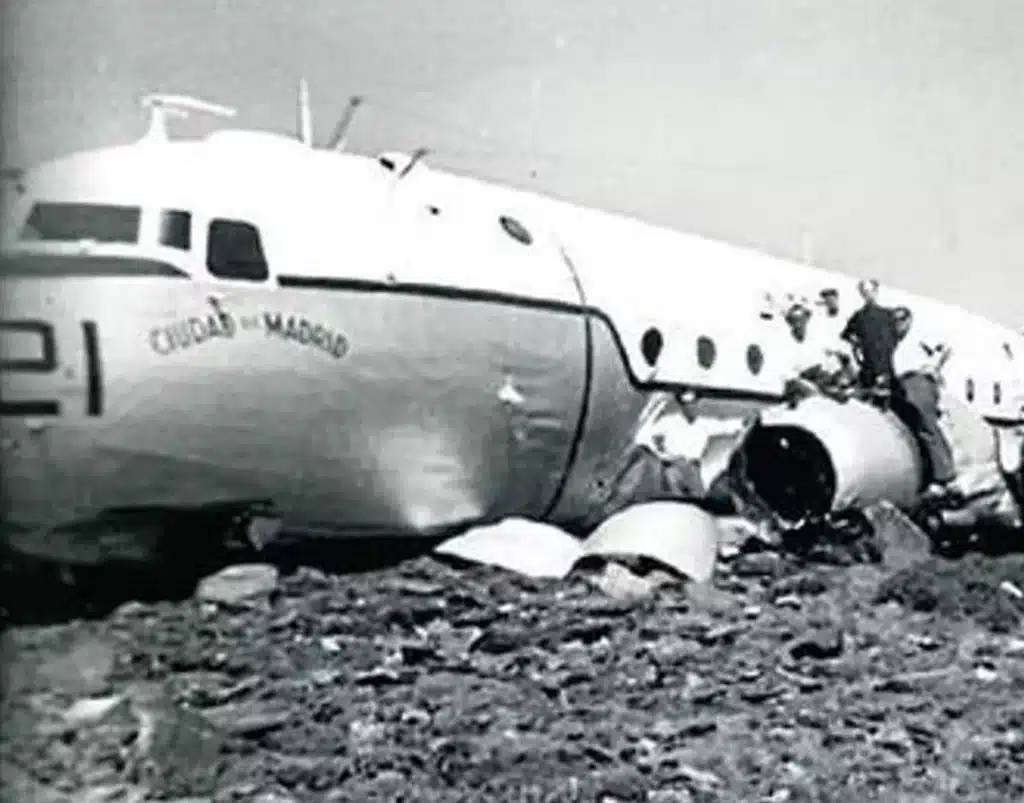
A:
[2, 85, 1023, 584]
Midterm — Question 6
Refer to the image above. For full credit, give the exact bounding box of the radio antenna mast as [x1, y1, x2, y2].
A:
[297, 78, 314, 147]
[326, 95, 365, 152]
[140, 94, 236, 143]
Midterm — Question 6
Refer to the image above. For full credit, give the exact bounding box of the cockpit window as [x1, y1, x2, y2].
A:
[159, 210, 192, 251]
[0, 253, 188, 278]
[206, 218, 268, 281]
[20, 202, 141, 244]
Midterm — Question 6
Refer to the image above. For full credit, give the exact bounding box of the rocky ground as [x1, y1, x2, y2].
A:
[3, 522, 1024, 802]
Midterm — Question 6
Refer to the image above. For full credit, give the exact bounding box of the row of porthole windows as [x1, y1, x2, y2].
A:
[640, 329, 763, 375]
[701, 335, 766, 376]
[645, 329, 1005, 406]
[966, 378, 1004, 406]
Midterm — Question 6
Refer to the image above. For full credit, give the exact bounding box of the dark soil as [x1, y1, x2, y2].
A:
[3, 547, 1024, 802]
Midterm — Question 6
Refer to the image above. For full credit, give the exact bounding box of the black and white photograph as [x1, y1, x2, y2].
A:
[2, 1, 1024, 800]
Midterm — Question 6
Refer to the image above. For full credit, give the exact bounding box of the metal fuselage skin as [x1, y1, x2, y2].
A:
[2, 129, 1023, 536]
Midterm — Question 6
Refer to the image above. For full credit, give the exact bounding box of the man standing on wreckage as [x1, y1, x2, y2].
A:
[838, 280, 960, 497]
[731, 282, 1024, 544]
[624, 303, 853, 517]
[890, 306, 958, 500]
[841, 277, 902, 403]
[588, 278, 1014, 543]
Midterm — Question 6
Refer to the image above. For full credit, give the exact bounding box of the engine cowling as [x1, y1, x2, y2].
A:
[731, 391, 1024, 532]
[731, 395, 925, 526]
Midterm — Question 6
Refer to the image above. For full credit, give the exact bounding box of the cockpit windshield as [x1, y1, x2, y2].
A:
[0, 253, 188, 278]
[19, 202, 141, 244]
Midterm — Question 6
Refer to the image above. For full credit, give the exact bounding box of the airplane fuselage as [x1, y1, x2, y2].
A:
[2, 126, 1022, 535]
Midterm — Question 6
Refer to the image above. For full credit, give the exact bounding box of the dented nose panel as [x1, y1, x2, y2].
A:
[1, 272, 590, 536]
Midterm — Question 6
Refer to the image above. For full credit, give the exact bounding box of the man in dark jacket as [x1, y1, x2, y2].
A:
[841, 278, 900, 399]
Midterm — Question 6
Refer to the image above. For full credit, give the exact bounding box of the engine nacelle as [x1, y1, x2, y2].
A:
[731, 395, 925, 526]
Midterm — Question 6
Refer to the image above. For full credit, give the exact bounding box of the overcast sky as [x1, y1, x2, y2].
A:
[3, 0, 1022, 326]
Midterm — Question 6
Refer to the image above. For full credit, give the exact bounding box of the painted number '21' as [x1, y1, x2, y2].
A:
[0, 319, 104, 417]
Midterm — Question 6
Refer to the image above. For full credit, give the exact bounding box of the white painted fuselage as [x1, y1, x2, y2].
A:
[2, 122, 1022, 535]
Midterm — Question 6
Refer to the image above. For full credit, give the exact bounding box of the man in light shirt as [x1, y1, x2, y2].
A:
[781, 303, 850, 399]
[819, 287, 842, 321]
[640, 389, 738, 462]
[891, 306, 956, 496]
[813, 288, 856, 376]
[649, 390, 702, 459]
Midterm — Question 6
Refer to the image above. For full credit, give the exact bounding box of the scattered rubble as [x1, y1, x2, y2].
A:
[788, 627, 845, 661]
[3, 531, 1024, 801]
[195, 564, 280, 608]
[874, 553, 1024, 633]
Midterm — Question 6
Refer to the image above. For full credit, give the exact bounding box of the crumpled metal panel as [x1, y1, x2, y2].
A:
[577, 501, 720, 583]
[937, 391, 1022, 529]
[434, 518, 583, 579]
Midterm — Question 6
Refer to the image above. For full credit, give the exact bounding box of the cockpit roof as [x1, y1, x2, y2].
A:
[22, 130, 392, 212]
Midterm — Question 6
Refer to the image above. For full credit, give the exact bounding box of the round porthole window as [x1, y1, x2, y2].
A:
[696, 336, 716, 369]
[499, 215, 533, 246]
[640, 328, 664, 367]
[746, 344, 764, 375]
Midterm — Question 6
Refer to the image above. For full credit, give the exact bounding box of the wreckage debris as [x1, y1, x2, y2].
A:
[4, 487, 1024, 801]
[731, 551, 784, 579]
[195, 563, 280, 608]
[580, 502, 720, 584]
[433, 518, 583, 579]
[5, 541, 1024, 802]
[874, 553, 1024, 633]
[433, 502, 720, 601]
[861, 502, 935, 570]
[788, 627, 845, 661]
